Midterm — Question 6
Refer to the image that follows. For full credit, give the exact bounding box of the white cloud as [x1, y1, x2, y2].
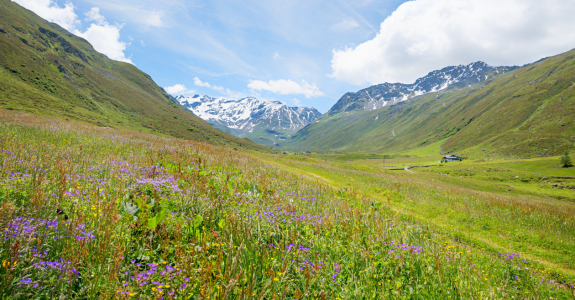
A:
[73, 9, 132, 63]
[273, 52, 281, 60]
[293, 98, 301, 106]
[331, 18, 360, 31]
[77, 24, 129, 63]
[330, 0, 575, 85]
[248, 79, 324, 98]
[72, 1, 167, 28]
[164, 84, 194, 95]
[12, 0, 79, 31]
[84, 7, 105, 25]
[190, 77, 243, 98]
[193, 77, 210, 88]
[224, 88, 245, 100]
[140, 40, 146, 47]
[193, 77, 224, 91]
[12, 1, 132, 64]
[146, 10, 165, 27]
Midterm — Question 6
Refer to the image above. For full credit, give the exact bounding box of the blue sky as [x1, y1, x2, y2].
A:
[12, 0, 575, 113]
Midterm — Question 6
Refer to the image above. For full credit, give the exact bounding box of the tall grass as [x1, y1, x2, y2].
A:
[1, 110, 573, 299]
[265, 157, 575, 275]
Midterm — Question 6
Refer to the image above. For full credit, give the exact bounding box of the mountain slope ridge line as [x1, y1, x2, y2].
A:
[282, 49, 575, 157]
[0, 0, 274, 152]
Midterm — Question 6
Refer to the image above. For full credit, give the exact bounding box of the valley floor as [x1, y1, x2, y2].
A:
[260, 152, 575, 279]
[1, 109, 574, 299]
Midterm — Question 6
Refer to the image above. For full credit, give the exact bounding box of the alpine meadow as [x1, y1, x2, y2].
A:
[1, 0, 575, 299]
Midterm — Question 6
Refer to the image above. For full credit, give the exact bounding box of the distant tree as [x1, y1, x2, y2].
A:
[560, 151, 573, 167]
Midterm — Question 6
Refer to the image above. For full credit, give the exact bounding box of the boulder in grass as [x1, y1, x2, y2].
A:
[0, 27, 6, 34]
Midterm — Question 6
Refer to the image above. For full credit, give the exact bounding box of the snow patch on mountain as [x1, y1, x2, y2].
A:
[176, 94, 322, 133]
[328, 62, 517, 115]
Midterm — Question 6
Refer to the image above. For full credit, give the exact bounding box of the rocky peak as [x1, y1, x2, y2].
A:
[328, 62, 517, 115]
[176, 95, 322, 133]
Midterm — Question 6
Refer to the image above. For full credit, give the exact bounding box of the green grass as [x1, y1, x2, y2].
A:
[416, 166, 574, 201]
[237, 124, 294, 149]
[305, 153, 395, 162]
[281, 49, 575, 159]
[494, 157, 575, 177]
[0, 0, 272, 153]
[409, 157, 575, 201]
[260, 151, 575, 287]
[2, 109, 574, 299]
[399, 141, 443, 158]
[2, 1, 575, 298]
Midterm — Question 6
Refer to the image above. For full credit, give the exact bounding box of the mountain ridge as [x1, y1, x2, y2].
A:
[282, 52, 575, 158]
[0, 0, 273, 152]
[176, 94, 321, 147]
[328, 61, 518, 116]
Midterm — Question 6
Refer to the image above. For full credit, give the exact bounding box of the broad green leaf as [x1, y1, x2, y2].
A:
[194, 215, 203, 229]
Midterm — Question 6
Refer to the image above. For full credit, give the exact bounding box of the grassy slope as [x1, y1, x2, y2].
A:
[236, 124, 294, 149]
[1, 109, 574, 298]
[0, 0, 273, 153]
[283, 50, 575, 158]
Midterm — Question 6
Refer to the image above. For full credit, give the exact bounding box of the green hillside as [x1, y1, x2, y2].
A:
[0, 0, 272, 153]
[282, 50, 575, 158]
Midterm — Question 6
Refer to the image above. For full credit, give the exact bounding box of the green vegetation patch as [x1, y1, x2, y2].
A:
[1, 110, 573, 298]
[259, 151, 575, 289]
[5, 66, 21, 74]
[0, 0, 273, 153]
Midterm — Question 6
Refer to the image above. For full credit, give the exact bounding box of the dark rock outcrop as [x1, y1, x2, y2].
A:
[327, 62, 518, 115]
[38, 27, 88, 62]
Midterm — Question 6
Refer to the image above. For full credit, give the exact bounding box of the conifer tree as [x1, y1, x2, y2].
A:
[560, 151, 573, 167]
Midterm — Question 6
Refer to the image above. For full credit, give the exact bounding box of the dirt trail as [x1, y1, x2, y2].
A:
[263, 158, 575, 278]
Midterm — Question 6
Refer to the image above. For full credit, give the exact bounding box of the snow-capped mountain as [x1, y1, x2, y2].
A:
[328, 62, 517, 115]
[176, 94, 322, 147]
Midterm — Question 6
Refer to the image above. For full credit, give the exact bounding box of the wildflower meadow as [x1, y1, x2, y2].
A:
[1, 110, 573, 299]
